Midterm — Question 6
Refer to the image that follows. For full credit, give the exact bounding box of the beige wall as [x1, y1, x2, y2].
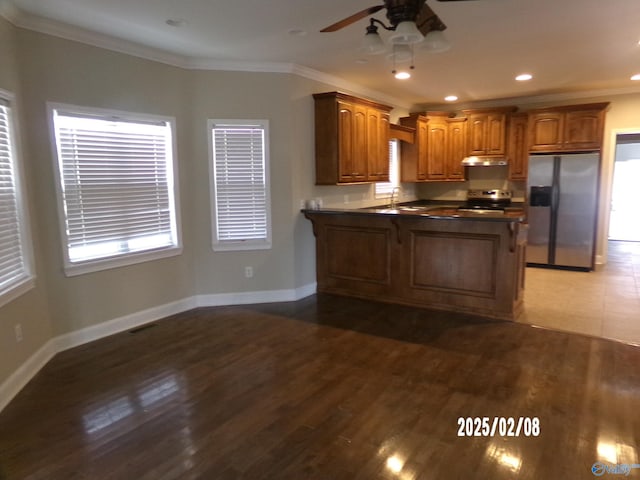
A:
[16, 29, 196, 335]
[0, 19, 54, 387]
[189, 70, 298, 294]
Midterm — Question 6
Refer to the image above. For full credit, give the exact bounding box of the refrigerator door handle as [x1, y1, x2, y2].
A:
[548, 157, 561, 265]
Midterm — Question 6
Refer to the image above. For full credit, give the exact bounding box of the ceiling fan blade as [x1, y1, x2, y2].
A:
[415, 2, 446, 35]
[320, 5, 385, 32]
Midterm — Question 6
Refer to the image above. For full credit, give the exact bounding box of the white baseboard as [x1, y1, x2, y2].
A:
[0, 284, 316, 413]
[53, 297, 198, 352]
[195, 282, 316, 307]
[0, 339, 56, 413]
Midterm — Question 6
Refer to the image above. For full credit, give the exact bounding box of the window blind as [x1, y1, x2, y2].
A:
[53, 111, 178, 265]
[211, 122, 270, 249]
[375, 140, 399, 197]
[0, 100, 30, 295]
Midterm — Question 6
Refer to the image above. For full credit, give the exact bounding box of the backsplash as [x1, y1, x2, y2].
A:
[416, 166, 526, 202]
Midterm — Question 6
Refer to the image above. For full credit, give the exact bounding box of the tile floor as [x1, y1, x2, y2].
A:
[518, 240, 640, 345]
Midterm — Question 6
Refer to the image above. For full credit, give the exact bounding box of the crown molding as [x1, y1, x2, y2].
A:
[422, 85, 640, 111]
[289, 64, 412, 110]
[503, 85, 640, 107]
[1, 3, 189, 68]
[184, 57, 292, 74]
[0, 0, 19, 22]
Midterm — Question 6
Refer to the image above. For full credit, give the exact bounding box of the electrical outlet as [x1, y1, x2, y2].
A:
[343, 194, 349, 204]
[245, 266, 253, 278]
[14, 324, 23, 343]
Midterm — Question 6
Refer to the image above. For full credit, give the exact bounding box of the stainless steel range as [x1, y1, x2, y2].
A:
[458, 189, 512, 214]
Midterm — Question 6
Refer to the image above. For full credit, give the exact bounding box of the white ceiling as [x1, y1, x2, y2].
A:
[4, 0, 640, 109]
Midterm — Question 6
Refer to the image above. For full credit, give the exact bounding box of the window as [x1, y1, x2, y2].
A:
[208, 119, 271, 251]
[375, 139, 400, 198]
[50, 105, 181, 276]
[0, 90, 34, 307]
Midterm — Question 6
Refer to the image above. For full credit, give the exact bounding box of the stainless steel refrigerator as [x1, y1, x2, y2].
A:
[527, 153, 600, 270]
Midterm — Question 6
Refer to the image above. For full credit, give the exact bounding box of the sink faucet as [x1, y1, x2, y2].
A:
[389, 187, 400, 208]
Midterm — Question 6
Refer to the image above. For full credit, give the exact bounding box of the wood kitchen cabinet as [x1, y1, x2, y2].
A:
[507, 113, 529, 181]
[447, 117, 467, 180]
[399, 112, 467, 182]
[462, 107, 517, 156]
[528, 103, 609, 153]
[367, 108, 390, 182]
[424, 113, 448, 181]
[304, 210, 527, 321]
[313, 91, 392, 185]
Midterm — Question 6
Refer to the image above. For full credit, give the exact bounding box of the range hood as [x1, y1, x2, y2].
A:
[461, 156, 508, 167]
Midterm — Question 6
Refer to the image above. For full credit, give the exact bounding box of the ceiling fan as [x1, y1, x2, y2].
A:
[320, 0, 472, 36]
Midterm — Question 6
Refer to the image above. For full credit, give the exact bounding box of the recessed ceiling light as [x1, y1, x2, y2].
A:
[631, 74, 640, 81]
[288, 28, 307, 36]
[165, 19, 187, 27]
[515, 73, 533, 81]
[444, 95, 458, 102]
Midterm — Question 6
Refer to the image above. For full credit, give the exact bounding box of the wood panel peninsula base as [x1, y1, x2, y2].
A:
[304, 208, 527, 321]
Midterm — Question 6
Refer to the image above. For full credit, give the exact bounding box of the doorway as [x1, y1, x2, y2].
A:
[609, 134, 640, 241]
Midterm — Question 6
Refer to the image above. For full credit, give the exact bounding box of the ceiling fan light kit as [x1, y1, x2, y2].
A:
[391, 44, 415, 79]
[421, 30, 450, 53]
[388, 20, 424, 45]
[360, 21, 387, 54]
[388, 43, 414, 62]
[322, 0, 470, 79]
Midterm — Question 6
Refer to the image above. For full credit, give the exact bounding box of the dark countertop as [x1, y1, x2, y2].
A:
[302, 200, 526, 222]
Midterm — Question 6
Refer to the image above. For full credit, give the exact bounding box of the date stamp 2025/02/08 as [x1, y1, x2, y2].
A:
[457, 417, 640, 477]
[457, 417, 540, 437]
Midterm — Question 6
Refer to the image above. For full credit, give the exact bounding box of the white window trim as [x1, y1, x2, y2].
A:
[48, 103, 183, 277]
[0, 89, 35, 308]
[207, 119, 272, 252]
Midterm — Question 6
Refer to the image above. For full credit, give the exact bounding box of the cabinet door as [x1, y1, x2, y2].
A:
[508, 113, 529, 180]
[367, 109, 389, 181]
[416, 119, 429, 181]
[467, 114, 487, 155]
[426, 117, 447, 180]
[486, 113, 506, 155]
[337, 102, 355, 182]
[446, 119, 466, 180]
[378, 113, 390, 182]
[529, 112, 564, 152]
[352, 105, 368, 181]
[563, 109, 603, 150]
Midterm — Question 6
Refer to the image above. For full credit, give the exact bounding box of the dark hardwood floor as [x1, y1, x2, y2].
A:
[1, 294, 639, 479]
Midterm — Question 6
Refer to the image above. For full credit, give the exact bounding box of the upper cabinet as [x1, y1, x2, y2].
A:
[528, 103, 609, 153]
[462, 107, 517, 156]
[445, 117, 467, 180]
[313, 92, 392, 185]
[399, 112, 467, 182]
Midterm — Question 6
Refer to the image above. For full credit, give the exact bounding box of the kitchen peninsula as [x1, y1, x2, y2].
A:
[303, 205, 527, 320]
